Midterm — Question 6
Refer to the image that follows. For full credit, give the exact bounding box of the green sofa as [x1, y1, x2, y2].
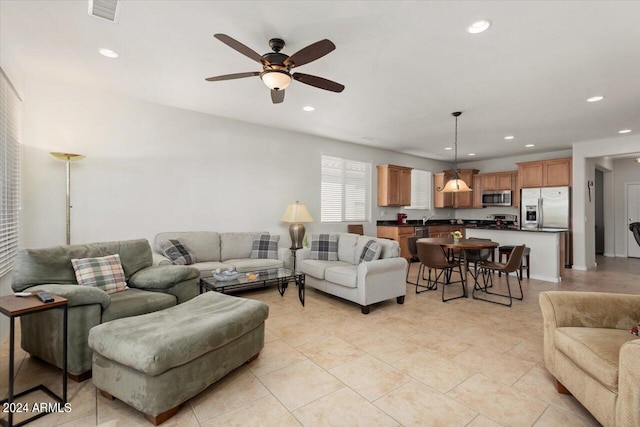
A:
[11, 239, 200, 381]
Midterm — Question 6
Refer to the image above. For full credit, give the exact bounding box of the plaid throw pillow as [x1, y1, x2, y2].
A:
[359, 240, 381, 263]
[159, 239, 196, 265]
[250, 234, 280, 259]
[71, 254, 128, 294]
[310, 234, 339, 261]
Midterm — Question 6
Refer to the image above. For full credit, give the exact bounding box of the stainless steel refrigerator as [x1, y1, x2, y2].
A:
[521, 186, 571, 229]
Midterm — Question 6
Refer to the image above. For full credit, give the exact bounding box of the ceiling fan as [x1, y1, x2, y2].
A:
[205, 34, 345, 104]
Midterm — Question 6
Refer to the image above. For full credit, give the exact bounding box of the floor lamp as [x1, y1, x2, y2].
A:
[50, 152, 85, 245]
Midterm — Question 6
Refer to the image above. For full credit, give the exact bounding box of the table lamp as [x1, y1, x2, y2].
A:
[280, 201, 314, 249]
[50, 152, 85, 245]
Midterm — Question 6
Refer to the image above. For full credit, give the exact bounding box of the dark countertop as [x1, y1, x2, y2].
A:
[376, 220, 568, 233]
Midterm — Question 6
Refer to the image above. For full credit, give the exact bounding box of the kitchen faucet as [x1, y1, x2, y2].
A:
[422, 214, 435, 225]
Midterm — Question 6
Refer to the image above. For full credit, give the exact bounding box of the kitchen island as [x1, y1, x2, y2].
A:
[466, 228, 568, 283]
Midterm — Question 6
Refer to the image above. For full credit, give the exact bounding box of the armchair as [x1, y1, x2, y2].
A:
[539, 291, 640, 427]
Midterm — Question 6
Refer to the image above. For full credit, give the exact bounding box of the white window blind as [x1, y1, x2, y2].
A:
[321, 155, 371, 222]
[0, 68, 22, 276]
[405, 169, 433, 210]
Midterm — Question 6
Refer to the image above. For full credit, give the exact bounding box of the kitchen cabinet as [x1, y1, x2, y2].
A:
[433, 173, 453, 208]
[435, 169, 479, 208]
[517, 157, 572, 188]
[473, 175, 483, 208]
[377, 226, 415, 260]
[427, 225, 465, 238]
[512, 172, 520, 208]
[377, 165, 412, 206]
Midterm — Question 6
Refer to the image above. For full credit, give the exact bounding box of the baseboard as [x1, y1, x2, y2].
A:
[603, 252, 615, 257]
[571, 265, 588, 271]
[530, 274, 560, 283]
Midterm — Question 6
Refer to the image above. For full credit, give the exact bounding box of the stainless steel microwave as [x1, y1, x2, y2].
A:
[482, 190, 512, 207]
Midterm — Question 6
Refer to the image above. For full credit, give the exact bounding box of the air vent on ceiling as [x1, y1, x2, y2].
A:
[88, 0, 119, 22]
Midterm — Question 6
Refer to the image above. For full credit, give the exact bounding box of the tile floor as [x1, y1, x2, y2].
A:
[2, 255, 639, 426]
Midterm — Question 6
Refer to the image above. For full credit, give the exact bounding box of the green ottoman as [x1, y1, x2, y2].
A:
[88, 291, 269, 425]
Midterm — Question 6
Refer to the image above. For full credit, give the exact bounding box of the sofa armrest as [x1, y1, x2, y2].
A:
[539, 291, 640, 329]
[128, 265, 199, 289]
[618, 339, 640, 427]
[356, 257, 408, 304]
[152, 252, 172, 266]
[357, 257, 407, 277]
[25, 284, 110, 309]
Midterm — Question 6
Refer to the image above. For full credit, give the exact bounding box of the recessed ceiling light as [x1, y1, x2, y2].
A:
[619, 129, 632, 134]
[98, 48, 119, 58]
[525, 144, 535, 148]
[468, 153, 476, 156]
[467, 20, 491, 34]
[504, 135, 515, 140]
[586, 95, 604, 102]
[444, 147, 453, 150]
[302, 106, 315, 112]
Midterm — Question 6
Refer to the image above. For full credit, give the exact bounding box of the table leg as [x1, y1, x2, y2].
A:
[62, 305, 68, 404]
[8, 317, 14, 427]
[296, 274, 305, 306]
[277, 278, 286, 297]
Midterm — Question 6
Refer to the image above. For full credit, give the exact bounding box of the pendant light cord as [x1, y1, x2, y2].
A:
[453, 113, 459, 180]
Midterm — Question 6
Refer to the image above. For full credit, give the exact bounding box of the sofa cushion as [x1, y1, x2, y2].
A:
[555, 327, 638, 391]
[359, 240, 381, 263]
[325, 265, 358, 288]
[310, 234, 339, 261]
[158, 239, 196, 265]
[71, 254, 128, 294]
[299, 259, 349, 280]
[356, 235, 399, 260]
[337, 233, 358, 264]
[225, 258, 284, 273]
[155, 232, 221, 263]
[250, 234, 280, 260]
[101, 288, 177, 323]
[190, 261, 234, 278]
[220, 232, 266, 261]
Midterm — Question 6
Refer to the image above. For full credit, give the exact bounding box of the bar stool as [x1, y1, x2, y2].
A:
[498, 245, 530, 279]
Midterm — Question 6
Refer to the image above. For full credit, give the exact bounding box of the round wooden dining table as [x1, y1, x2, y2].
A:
[416, 237, 500, 295]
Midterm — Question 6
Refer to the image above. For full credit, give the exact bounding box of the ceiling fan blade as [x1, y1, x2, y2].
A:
[214, 34, 263, 63]
[293, 73, 345, 93]
[205, 72, 260, 82]
[271, 89, 285, 104]
[284, 39, 335, 68]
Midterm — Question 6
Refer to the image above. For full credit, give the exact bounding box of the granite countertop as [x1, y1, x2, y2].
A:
[376, 220, 568, 233]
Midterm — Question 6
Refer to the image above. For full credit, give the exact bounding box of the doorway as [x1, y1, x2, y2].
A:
[595, 170, 604, 255]
[627, 182, 640, 258]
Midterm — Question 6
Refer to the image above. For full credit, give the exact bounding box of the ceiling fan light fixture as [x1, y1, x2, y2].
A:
[260, 70, 292, 91]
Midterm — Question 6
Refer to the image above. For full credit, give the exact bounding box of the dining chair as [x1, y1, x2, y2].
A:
[464, 238, 494, 288]
[473, 245, 526, 307]
[416, 241, 467, 302]
[347, 224, 364, 235]
[405, 236, 421, 284]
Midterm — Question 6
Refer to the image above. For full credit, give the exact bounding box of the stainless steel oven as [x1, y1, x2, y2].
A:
[482, 190, 512, 207]
[414, 226, 429, 237]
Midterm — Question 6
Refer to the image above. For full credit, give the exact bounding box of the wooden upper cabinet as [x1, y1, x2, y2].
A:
[481, 174, 496, 191]
[511, 172, 520, 208]
[453, 169, 478, 208]
[517, 157, 572, 188]
[377, 164, 412, 206]
[433, 173, 453, 208]
[473, 175, 483, 208]
[495, 173, 513, 190]
[544, 158, 572, 187]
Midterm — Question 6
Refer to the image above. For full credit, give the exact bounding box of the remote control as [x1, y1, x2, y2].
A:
[37, 292, 54, 303]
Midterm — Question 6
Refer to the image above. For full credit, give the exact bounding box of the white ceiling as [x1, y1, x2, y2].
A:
[2, 0, 639, 161]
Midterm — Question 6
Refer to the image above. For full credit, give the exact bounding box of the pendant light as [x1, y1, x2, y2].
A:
[437, 111, 472, 193]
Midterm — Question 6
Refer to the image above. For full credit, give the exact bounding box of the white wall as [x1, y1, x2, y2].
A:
[572, 134, 640, 269]
[613, 157, 640, 256]
[21, 75, 453, 250]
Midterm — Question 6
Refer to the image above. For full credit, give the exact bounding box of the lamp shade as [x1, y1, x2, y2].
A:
[440, 178, 473, 193]
[261, 70, 292, 91]
[280, 202, 314, 223]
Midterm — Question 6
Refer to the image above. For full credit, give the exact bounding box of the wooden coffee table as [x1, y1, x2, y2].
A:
[200, 268, 305, 306]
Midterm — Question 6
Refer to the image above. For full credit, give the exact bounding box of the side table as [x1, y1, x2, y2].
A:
[0, 293, 68, 427]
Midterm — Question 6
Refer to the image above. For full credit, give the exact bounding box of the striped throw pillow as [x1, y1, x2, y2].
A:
[250, 234, 280, 259]
[310, 234, 339, 261]
[359, 240, 381, 263]
[159, 239, 196, 265]
[71, 254, 128, 294]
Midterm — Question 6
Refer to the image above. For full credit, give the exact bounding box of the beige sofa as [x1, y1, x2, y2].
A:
[297, 233, 407, 314]
[153, 231, 290, 277]
[539, 291, 640, 427]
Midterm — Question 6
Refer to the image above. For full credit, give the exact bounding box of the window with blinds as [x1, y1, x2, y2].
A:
[0, 68, 22, 276]
[321, 155, 371, 223]
[405, 169, 433, 210]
